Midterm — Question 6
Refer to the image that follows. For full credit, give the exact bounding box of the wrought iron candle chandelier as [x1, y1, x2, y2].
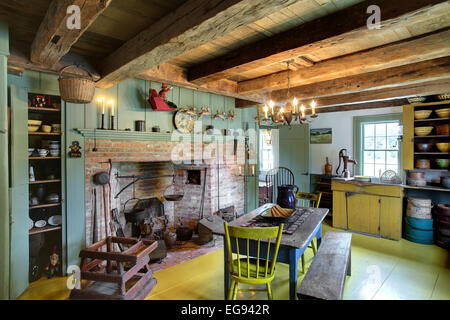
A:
[261, 61, 318, 126]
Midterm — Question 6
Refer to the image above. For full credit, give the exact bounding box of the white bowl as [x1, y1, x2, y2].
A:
[48, 215, 62, 226]
[34, 220, 47, 228]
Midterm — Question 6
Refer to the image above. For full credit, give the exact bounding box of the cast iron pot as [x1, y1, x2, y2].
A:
[176, 224, 193, 241]
[94, 171, 109, 185]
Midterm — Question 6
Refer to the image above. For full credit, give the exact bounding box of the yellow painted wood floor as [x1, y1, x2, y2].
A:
[19, 222, 450, 300]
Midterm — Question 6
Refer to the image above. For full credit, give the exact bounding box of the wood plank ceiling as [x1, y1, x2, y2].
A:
[2, 0, 450, 110]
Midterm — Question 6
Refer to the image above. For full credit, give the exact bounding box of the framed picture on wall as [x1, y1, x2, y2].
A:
[310, 128, 332, 144]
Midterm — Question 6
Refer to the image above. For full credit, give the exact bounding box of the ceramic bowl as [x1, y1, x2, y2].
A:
[436, 124, 449, 136]
[49, 150, 60, 157]
[416, 143, 434, 152]
[414, 126, 433, 136]
[34, 220, 47, 228]
[436, 143, 450, 152]
[51, 124, 61, 132]
[28, 148, 35, 156]
[28, 120, 42, 126]
[414, 110, 432, 120]
[435, 159, 449, 169]
[415, 159, 430, 169]
[408, 97, 426, 104]
[28, 125, 40, 132]
[441, 177, 450, 189]
[48, 215, 62, 226]
[40, 125, 52, 133]
[435, 108, 450, 118]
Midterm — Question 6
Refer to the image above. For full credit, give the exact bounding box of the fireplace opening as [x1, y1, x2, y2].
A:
[187, 170, 201, 185]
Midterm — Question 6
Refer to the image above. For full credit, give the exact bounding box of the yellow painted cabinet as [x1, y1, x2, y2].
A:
[332, 181, 403, 240]
[347, 193, 380, 236]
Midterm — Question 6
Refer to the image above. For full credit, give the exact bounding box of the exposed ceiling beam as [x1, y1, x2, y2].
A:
[8, 47, 100, 80]
[95, 0, 300, 89]
[188, 0, 449, 84]
[312, 79, 450, 107]
[238, 29, 450, 94]
[136, 63, 263, 104]
[265, 57, 450, 104]
[314, 99, 409, 114]
[30, 0, 111, 66]
[236, 79, 450, 109]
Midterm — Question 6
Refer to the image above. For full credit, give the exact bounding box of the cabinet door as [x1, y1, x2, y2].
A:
[380, 196, 402, 240]
[9, 85, 29, 299]
[347, 193, 380, 236]
[332, 191, 347, 229]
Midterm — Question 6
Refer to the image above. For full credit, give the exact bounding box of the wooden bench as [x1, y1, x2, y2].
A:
[297, 231, 351, 300]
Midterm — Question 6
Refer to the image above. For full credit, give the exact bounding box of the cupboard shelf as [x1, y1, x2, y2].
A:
[28, 132, 61, 136]
[29, 225, 62, 235]
[28, 107, 61, 112]
[29, 202, 61, 209]
[29, 156, 61, 160]
[29, 179, 61, 185]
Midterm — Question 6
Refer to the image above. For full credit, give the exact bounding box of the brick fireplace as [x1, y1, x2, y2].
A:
[84, 138, 246, 245]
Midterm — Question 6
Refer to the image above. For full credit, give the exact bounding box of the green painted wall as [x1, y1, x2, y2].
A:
[0, 20, 10, 300]
[7, 70, 244, 272]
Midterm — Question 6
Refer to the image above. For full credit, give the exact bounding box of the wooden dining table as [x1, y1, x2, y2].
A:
[209, 203, 329, 300]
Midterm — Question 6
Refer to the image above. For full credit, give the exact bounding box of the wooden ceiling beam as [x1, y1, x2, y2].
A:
[238, 29, 450, 94]
[312, 80, 450, 107]
[315, 99, 409, 114]
[8, 47, 100, 80]
[187, 0, 448, 84]
[95, 0, 300, 89]
[136, 63, 264, 104]
[265, 57, 450, 105]
[30, 0, 111, 66]
[237, 79, 450, 109]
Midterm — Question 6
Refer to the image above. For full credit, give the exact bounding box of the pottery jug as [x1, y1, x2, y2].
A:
[325, 157, 332, 176]
[276, 184, 299, 209]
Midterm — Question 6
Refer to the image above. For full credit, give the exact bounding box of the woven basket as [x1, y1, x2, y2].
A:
[58, 65, 95, 104]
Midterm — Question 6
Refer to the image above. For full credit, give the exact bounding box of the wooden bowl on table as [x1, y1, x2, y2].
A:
[414, 126, 433, 136]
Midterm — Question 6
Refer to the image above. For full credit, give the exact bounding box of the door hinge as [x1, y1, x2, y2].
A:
[0, 129, 6, 134]
[345, 192, 355, 197]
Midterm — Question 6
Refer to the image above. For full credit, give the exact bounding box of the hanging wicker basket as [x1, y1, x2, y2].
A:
[58, 65, 95, 104]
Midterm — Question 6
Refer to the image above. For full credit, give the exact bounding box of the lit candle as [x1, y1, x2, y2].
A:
[98, 97, 105, 114]
[311, 100, 316, 116]
[269, 100, 275, 115]
[280, 107, 284, 113]
[293, 97, 298, 114]
[263, 104, 268, 119]
[300, 104, 306, 118]
[251, 165, 255, 176]
[108, 100, 115, 116]
[238, 166, 242, 176]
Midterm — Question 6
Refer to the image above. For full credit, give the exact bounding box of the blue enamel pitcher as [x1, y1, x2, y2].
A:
[276, 184, 299, 209]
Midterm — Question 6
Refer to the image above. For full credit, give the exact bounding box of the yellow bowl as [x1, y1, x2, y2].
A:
[40, 125, 52, 133]
[436, 143, 450, 152]
[28, 126, 40, 132]
[414, 110, 432, 120]
[28, 120, 42, 126]
[414, 126, 433, 136]
[435, 108, 450, 118]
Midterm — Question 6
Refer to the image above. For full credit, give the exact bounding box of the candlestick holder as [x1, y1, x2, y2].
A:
[99, 114, 105, 129]
[110, 115, 115, 130]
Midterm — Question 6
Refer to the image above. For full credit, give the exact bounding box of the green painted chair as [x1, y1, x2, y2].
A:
[224, 222, 284, 300]
[296, 191, 322, 274]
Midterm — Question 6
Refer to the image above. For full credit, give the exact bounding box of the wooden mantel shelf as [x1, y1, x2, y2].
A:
[74, 128, 245, 142]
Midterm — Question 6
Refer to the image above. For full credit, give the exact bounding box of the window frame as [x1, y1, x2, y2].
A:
[353, 113, 403, 177]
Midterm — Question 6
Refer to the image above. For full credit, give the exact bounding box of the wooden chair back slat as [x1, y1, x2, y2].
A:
[296, 192, 322, 208]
